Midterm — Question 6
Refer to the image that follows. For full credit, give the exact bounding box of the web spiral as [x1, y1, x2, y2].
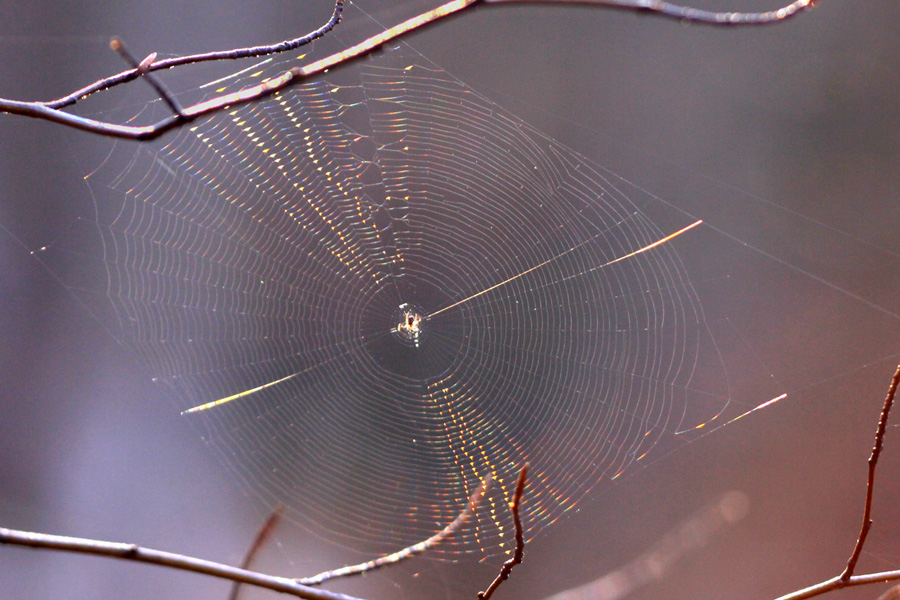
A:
[79, 47, 726, 556]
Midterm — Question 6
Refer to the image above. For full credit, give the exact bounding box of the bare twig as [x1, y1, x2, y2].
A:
[774, 570, 900, 600]
[841, 363, 900, 581]
[229, 504, 285, 600]
[478, 464, 529, 600]
[300, 473, 492, 586]
[109, 37, 184, 118]
[773, 363, 900, 600]
[0, 526, 364, 600]
[0, 0, 816, 140]
[0, 474, 494, 599]
[482, 0, 815, 25]
[45, 0, 345, 110]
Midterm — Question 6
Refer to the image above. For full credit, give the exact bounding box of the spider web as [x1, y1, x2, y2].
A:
[59, 43, 736, 556]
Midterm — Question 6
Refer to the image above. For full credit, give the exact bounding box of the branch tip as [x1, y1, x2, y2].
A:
[840, 363, 900, 582]
[110, 37, 185, 118]
[478, 463, 528, 600]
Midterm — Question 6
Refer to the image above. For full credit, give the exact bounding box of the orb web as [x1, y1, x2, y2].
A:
[80, 46, 729, 556]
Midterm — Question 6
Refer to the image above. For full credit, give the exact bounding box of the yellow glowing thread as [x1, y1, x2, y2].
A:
[428, 220, 703, 320]
[182, 371, 301, 414]
[722, 393, 787, 426]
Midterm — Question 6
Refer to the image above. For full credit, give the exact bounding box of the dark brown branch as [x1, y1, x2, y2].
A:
[0, 526, 364, 600]
[45, 0, 345, 110]
[229, 504, 285, 600]
[773, 363, 900, 600]
[109, 38, 184, 118]
[478, 463, 528, 600]
[299, 473, 492, 586]
[841, 363, 900, 581]
[0, 0, 817, 140]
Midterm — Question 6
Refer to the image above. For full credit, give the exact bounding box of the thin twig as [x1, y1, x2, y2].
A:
[482, 0, 816, 25]
[229, 504, 285, 600]
[841, 363, 900, 580]
[300, 473, 493, 586]
[774, 570, 900, 600]
[0, 0, 817, 140]
[45, 0, 345, 110]
[0, 526, 363, 600]
[478, 463, 529, 600]
[109, 37, 184, 118]
[773, 364, 900, 600]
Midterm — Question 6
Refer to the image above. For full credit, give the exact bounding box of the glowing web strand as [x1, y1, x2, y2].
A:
[677, 393, 788, 435]
[427, 219, 703, 319]
[182, 220, 702, 415]
[181, 371, 303, 414]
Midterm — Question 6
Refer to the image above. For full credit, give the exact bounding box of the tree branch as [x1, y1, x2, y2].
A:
[0, 0, 816, 140]
[228, 504, 285, 600]
[0, 473, 493, 599]
[774, 570, 900, 600]
[43, 0, 345, 110]
[482, 0, 815, 25]
[773, 364, 900, 600]
[841, 363, 900, 581]
[478, 464, 529, 600]
[541, 492, 749, 600]
[0, 526, 364, 600]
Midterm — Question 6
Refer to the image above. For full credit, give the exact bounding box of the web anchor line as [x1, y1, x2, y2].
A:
[427, 219, 703, 320]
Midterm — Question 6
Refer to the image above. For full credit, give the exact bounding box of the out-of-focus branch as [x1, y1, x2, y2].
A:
[876, 584, 900, 600]
[541, 491, 750, 600]
[0, 0, 817, 140]
[229, 504, 285, 600]
[773, 364, 900, 600]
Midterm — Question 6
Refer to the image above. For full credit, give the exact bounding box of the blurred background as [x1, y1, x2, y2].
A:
[2, 1, 900, 600]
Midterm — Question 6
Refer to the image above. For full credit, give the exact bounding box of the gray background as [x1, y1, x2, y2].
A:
[2, 1, 900, 600]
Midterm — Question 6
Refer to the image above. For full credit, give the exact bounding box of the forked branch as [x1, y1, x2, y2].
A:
[44, 0, 346, 110]
[0, 0, 816, 140]
[773, 363, 900, 600]
[0, 473, 493, 600]
[0, 525, 363, 600]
